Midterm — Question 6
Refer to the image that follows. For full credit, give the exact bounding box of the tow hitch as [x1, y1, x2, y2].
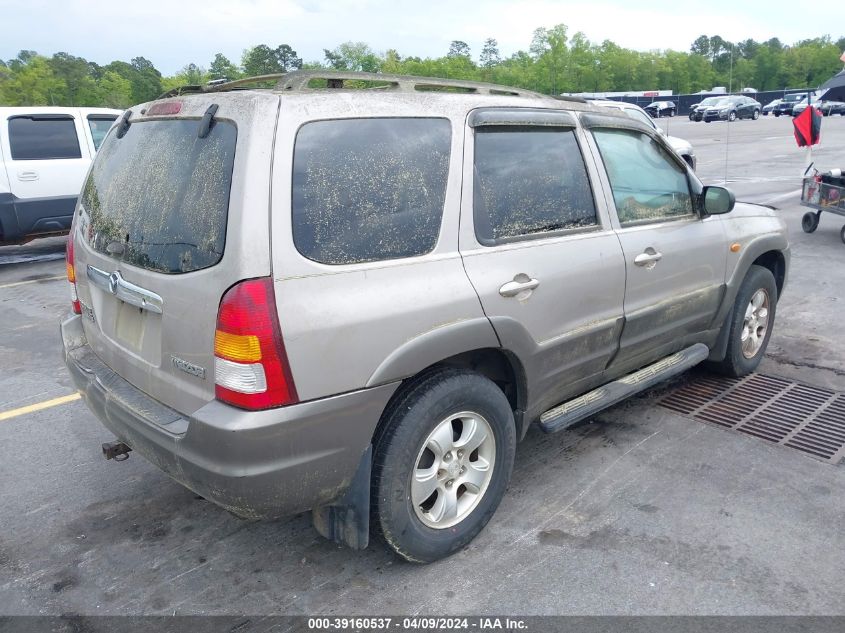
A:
[102, 441, 132, 461]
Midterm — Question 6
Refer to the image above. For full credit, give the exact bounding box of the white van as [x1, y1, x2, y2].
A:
[0, 107, 123, 245]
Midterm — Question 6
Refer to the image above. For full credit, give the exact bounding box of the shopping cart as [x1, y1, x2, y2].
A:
[800, 168, 845, 244]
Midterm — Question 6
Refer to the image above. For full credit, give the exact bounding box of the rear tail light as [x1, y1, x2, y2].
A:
[66, 215, 81, 315]
[214, 278, 298, 410]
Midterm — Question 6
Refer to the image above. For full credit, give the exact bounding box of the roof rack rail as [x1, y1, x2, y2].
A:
[157, 74, 286, 99]
[155, 71, 587, 103]
[275, 71, 554, 98]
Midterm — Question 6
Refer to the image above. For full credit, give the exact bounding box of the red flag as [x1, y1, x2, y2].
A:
[793, 105, 821, 147]
[840, 51, 845, 62]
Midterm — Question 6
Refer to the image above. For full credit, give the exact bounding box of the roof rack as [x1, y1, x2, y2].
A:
[156, 71, 586, 103]
[158, 74, 286, 99]
[275, 71, 552, 98]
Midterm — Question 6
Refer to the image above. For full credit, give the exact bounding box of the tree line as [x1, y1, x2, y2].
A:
[1, 27, 843, 108]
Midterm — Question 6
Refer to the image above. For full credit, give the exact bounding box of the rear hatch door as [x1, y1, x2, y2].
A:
[72, 92, 280, 415]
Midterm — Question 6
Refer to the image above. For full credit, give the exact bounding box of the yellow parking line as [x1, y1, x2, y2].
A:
[0, 275, 66, 290]
[0, 393, 81, 422]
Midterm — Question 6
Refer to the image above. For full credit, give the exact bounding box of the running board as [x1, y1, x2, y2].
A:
[538, 343, 709, 434]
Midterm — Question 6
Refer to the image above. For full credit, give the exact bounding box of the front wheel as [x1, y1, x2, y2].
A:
[372, 370, 516, 563]
[802, 211, 820, 233]
[689, 112, 695, 121]
[728, 111, 737, 122]
[840, 224, 845, 244]
[710, 265, 777, 377]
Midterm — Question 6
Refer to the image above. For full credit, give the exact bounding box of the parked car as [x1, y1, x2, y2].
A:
[0, 107, 122, 245]
[773, 93, 807, 116]
[62, 71, 789, 563]
[820, 101, 845, 116]
[644, 100, 676, 117]
[701, 95, 761, 122]
[762, 99, 781, 116]
[792, 96, 821, 117]
[689, 96, 724, 120]
[591, 100, 696, 169]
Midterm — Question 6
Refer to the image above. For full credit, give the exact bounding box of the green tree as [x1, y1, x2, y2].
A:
[480, 38, 500, 68]
[209, 53, 240, 81]
[48, 52, 98, 105]
[324, 42, 380, 72]
[447, 41, 471, 58]
[242, 45, 281, 75]
[0, 54, 63, 105]
[96, 70, 133, 108]
[276, 44, 303, 71]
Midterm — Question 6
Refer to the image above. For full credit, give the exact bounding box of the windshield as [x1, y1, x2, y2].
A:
[784, 94, 805, 103]
[81, 118, 237, 274]
[700, 97, 721, 106]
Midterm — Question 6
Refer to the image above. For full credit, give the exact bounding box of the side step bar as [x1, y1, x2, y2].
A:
[538, 343, 709, 433]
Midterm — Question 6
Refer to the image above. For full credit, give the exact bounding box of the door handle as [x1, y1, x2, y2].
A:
[634, 249, 663, 267]
[17, 170, 39, 181]
[499, 275, 540, 298]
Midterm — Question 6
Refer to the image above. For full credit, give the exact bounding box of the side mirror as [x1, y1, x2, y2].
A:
[702, 185, 735, 215]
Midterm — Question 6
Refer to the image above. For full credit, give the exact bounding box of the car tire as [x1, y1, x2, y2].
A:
[840, 224, 845, 245]
[802, 211, 820, 233]
[752, 109, 760, 120]
[371, 369, 516, 563]
[728, 111, 737, 122]
[669, 109, 676, 117]
[689, 112, 695, 121]
[774, 111, 781, 117]
[710, 265, 778, 378]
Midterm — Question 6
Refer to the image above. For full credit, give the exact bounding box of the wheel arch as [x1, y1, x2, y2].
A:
[372, 347, 529, 448]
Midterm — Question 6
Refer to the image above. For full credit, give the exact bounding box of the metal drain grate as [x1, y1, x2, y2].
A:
[660, 373, 845, 464]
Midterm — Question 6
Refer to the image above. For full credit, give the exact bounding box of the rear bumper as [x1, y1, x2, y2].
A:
[0, 192, 76, 245]
[61, 314, 399, 518]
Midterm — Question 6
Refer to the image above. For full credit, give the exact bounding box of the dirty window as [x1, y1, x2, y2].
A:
[81, 119, 236, 274]
[592, 128, 693, 225]
[8, 116, 82, 160]
[292, 118, 451, 265]
[473, 127, 597, 244]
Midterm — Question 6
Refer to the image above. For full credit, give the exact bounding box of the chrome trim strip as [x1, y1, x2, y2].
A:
[86, 265, 163, 314]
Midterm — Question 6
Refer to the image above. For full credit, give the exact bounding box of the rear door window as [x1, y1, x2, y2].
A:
[292, 118, 451, 265]
[473, 127, 597, 244]
[81, 118, 237, 274]
[8, 115, 82, 160]
[87, 116, 118, 150]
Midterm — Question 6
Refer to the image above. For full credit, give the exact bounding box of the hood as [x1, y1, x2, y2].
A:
[666, 135, 692, 154]
[730, 201, 778, 218]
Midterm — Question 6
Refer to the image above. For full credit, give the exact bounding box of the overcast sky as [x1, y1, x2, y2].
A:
[1, 0, 837, 75]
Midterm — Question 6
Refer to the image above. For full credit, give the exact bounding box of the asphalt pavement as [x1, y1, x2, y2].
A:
[0, 114, 843, 616]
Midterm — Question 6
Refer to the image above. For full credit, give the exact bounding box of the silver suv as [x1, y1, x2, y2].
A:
[62, 72, 789, 563]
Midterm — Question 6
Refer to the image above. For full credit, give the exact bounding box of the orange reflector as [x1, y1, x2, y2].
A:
[214, 330, 262, 362]
[730, 243, 742, 253]
[66, 262, 75, 283]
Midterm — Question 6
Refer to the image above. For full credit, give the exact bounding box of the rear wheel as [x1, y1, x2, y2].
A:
[372, 370, 516, 563]
[840, 225, 845, 244]
[752, 109, 760, 120]
[668, 109, 676, 117]
[711, 265, 777, 377]
[802, 211, 820, 233]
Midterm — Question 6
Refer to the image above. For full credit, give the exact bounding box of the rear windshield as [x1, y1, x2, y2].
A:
[81, 118, 236, 274]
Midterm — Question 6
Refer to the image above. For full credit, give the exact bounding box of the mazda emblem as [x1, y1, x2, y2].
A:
[108, 271, 120, 295]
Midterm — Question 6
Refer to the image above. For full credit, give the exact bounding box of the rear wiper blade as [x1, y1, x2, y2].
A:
[198, 104, 218, 139]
